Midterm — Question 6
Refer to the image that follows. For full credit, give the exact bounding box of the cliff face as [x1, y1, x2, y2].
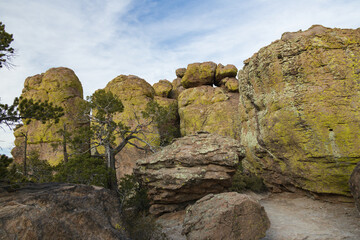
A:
[11, 67, 85, 166]
[238, 25, 360, 195]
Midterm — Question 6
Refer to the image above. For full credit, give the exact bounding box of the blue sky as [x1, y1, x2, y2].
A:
[1, 0, 360, 155]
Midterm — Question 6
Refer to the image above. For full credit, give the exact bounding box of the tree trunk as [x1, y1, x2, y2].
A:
[63, 123, 68, 163]
[23, 132, 28, 177]
[105, 143, 117, 190]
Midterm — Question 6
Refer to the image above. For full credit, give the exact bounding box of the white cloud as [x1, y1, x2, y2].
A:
[1, 0, 360, 154]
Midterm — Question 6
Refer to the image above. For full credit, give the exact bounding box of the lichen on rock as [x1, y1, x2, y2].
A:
[12, 67, 85, 166]
[178, 85, 240, 139]
[103, 75, 160, 179]
[153, 79, 173, 98]
[238, 25, 360, 196]
[135, 132, 245, 215]
[181, 62, 217, 88]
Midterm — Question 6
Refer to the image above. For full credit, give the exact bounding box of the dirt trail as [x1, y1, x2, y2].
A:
[260, 192, 360, 240]
[158, 192, 360, 240]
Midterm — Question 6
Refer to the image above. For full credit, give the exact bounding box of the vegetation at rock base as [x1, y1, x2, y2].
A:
[0, 21, 15, 68]
[54, 154, 111, 187]
[230, 163, 267, 193]
[118, 174, 168, 240]
[142, 100, 180, 146]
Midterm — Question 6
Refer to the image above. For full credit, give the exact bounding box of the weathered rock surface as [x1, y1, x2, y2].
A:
[169, 77, 185, 99]
[0, 183, 126, 240]
[215, 63, 238, 86]
[350, 162, 360, 212]
[182, 192, 270, 240]
[104, 75, 159, 179]
[181, 62, 217, 88]
[153, 79, 173, 98]
[225, 77, 239, 92]
[178, 85, 240, 139]
[176, 68, 187, 78]
[135, 132, 245, 215]
[12, 67, 85, 165]
[238, 25, 360, 196]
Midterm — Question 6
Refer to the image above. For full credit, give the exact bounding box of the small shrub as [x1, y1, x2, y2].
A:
[0, 154, 13, 181]
[118, 174, 167, 240]
[54, 155, 111, 188]
[230, 164, 267, 193]
[118, 174, 150, 213]
[27, 151, 54, 183]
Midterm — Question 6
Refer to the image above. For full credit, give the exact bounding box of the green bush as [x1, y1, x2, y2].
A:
[27, 151, 54, 183]
[0, 154, 13, 181]
[54, 155, 111, 188]
[118, 174, 167, 240]
[230, 164, 267, 193]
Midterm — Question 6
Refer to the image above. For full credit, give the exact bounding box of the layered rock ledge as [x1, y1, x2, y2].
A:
[135, 132, 245, 215]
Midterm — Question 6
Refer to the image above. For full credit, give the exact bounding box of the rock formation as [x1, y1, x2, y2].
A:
[103, 75, 159, 178]
[238, 25, 360, 196]
[215, 63, 238, 86]
[135, 132, 245, 215]
[177, 61, 241, 139]
[11, 67, 85, 165]
[0, 183, 126, 239]
[181, 62, 217, 88]
[349, 162, 360, 212]
[170, 76, 185, 99]
[182, 192, 270, 240]
[153, 79, 173, 98]
[178, 86, 240, 139]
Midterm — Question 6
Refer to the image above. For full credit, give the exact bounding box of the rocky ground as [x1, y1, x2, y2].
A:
[158, 192, 360, 240]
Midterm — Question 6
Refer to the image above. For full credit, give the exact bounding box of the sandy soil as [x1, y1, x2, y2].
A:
[158, 192, 360, 240]
[260, 192, 360, 240]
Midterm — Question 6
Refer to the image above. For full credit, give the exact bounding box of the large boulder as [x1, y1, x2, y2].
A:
[182, 192, 270, 240]
[238, 25, 360, 195]
[215, 63, 238, 86]
[153, 79, 173, 98]
[176, 68, 187, 78]
[135, 132, 245, 215]
[0, 183, 126, 239]
[350, 162, 360, 212]
[11, 67, 86, 166]
[103, 75, 159, 179]
[178, 86, 240, 139]
[181, 62, 217, 88]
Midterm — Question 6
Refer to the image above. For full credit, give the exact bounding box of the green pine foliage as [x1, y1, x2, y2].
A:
[0, 21, 14, 68]
[26, 151, 54, 183]
[230, 163, 267, 193]
[142, 100, 180, 146]
[0, 154, 13, 181]
[0, 97, 64, 127]
[54, 155, 111, 188]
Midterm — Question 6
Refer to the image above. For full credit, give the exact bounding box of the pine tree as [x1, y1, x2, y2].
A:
[0, 21, 15, 68]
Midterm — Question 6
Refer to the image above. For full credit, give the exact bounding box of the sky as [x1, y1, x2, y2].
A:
[1, 0, 360, 155]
